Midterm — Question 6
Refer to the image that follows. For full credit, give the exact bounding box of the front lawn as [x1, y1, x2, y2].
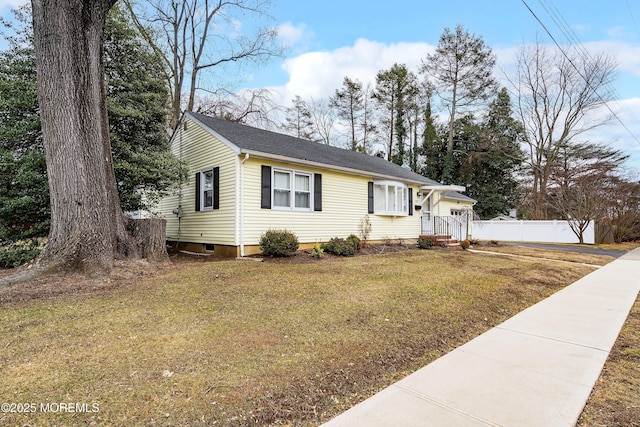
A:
[0, 249, 603, 426]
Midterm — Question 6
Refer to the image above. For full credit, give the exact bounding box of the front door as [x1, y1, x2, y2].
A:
[450, 209, 469, 241]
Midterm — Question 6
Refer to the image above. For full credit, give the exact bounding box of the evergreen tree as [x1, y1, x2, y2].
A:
[282, 96, 315, 140]
[459, 88, 524, 218]
[420, 98, 446, 180]
[421, 25, 497, 184]
[392, 106, 407, 166]
[0, 8, 47, 242]
[104, 5, 187, 213]
[330, 76, 364, 151]
[373, 63, 418, 163]
[0, 5, 186, 243]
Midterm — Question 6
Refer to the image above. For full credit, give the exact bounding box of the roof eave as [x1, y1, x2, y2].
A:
[420, 184, 466, 192]
[240, 149, 429, 185]
[185, 111, 242, 155]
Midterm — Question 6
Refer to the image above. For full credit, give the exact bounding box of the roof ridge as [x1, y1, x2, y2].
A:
[186, 111, 445, 187]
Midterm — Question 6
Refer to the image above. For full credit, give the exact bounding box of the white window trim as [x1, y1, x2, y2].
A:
[374, 180, 408, 216]
[200, 167, 215, 212]
[272, 167, 313, 212]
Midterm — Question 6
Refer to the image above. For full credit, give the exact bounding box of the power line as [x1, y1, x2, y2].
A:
[538, 0, 635, 125]
[520, 0, 640, 146]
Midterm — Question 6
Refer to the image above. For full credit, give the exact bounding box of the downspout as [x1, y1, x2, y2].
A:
[176, 122, 184, 250]
[239, 153, 250, 257]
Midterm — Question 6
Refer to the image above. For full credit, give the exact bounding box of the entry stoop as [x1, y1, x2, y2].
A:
[420, 235, 462, 249]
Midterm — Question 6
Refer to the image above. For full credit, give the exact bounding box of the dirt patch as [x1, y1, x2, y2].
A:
[0, 242, 594, 304]
[258, 242, 456, 264]
[0, 259, 174, 305]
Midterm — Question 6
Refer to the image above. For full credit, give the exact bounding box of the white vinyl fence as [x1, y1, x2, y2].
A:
[472, 220, 595, 244]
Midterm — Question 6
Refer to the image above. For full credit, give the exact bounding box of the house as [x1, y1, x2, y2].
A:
[158, 112, 476, 257]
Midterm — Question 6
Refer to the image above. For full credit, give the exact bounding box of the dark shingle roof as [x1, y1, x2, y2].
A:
[188, 112, 440, 185]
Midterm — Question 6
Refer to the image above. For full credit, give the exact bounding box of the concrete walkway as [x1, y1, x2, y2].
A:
[322, 248, 640, 427]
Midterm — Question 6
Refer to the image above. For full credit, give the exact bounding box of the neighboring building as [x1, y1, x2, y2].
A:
[158, 112, 476, 257]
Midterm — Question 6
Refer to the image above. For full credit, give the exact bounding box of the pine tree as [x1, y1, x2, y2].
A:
[460, 88, 524, 218]
[373, 63, 418, 163]
[421, 25, 497, 184]
[420, 99, 446, 180]
[330, 76, 364, 151]
[282, 96, 316, 140]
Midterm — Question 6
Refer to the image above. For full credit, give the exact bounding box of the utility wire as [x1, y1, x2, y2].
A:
[539, 0, 635, 126]
[520, 0, 640, 146]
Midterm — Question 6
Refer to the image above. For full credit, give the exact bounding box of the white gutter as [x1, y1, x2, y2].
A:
[419, 185, 466, 209]
[419, 184, 466, 192]
[240, 149, 428, 186]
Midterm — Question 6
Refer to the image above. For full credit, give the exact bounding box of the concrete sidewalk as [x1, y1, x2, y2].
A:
[322, 248, 640, 427]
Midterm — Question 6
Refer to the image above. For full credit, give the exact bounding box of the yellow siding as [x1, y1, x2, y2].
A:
[158, 117, 238, 245]
[158, 117, 476, 252]
[241, 157, 422, 245]
[435, 198, 474, 216]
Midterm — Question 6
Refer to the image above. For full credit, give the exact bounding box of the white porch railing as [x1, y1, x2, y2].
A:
[422, 215, 467, 241]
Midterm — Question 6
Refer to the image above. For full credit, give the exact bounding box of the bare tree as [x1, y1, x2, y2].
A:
[603, 175, 640, 243]
[510, 41, 617, 219]
[548, 143, 627, 243]
[308, 97, 337, 145]
[197, 87, 280, 129]
[125, 0, 280, 129]
[361, 82, 378, 154]
[281, 95, 315, 140]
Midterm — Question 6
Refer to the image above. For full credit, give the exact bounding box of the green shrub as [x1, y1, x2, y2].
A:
[417, 237, 434, 249]
[259, 229, 299, 257]
[0, 239, 42, 268]
[322, 237, 356, 256]
[346, 234, 361, 252]
[311, 243, 324, 259]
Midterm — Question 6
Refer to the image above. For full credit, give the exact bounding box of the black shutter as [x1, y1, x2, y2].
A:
[314, 174, 322, 211]
[195, 172, 201, 212]
[368, 182, 374, 214]
[213, 167, 220, 210]
[408, 188, 413, 216]
[261, 165, 271, 209]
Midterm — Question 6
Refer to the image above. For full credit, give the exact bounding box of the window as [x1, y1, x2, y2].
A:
[195, 167, 219, 212]
[272, 168, 313, 211]
[202, 169, 214, 210]
[372, 180, 409, 216]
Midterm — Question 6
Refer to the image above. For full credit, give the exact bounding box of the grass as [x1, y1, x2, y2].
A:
[0, 249, 614, 425]
[590, 242, 640, 251]
[577, 296, 640, 427]
[470, 245, 617, 266]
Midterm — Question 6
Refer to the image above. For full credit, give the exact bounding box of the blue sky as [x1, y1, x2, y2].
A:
[2, 0, 640, 171]
[254, 0, 640, 171]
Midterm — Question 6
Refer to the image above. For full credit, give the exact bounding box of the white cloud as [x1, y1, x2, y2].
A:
[0, 0, 27, 10]
[250, 35, 640, 170]
[578, 40, 640, 78]
[605, 26, 631, 39]
[267, 38, 434, 105]
[276, 22, 313, 51]
[571, 24, 591, 35]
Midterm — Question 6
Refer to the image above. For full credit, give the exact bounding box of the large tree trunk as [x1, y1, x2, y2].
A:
[29, 0, 139, 278]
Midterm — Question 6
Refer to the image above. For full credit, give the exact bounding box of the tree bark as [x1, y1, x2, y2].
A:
[126, 218, 168, 262]
[29, 0, 141, 279]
